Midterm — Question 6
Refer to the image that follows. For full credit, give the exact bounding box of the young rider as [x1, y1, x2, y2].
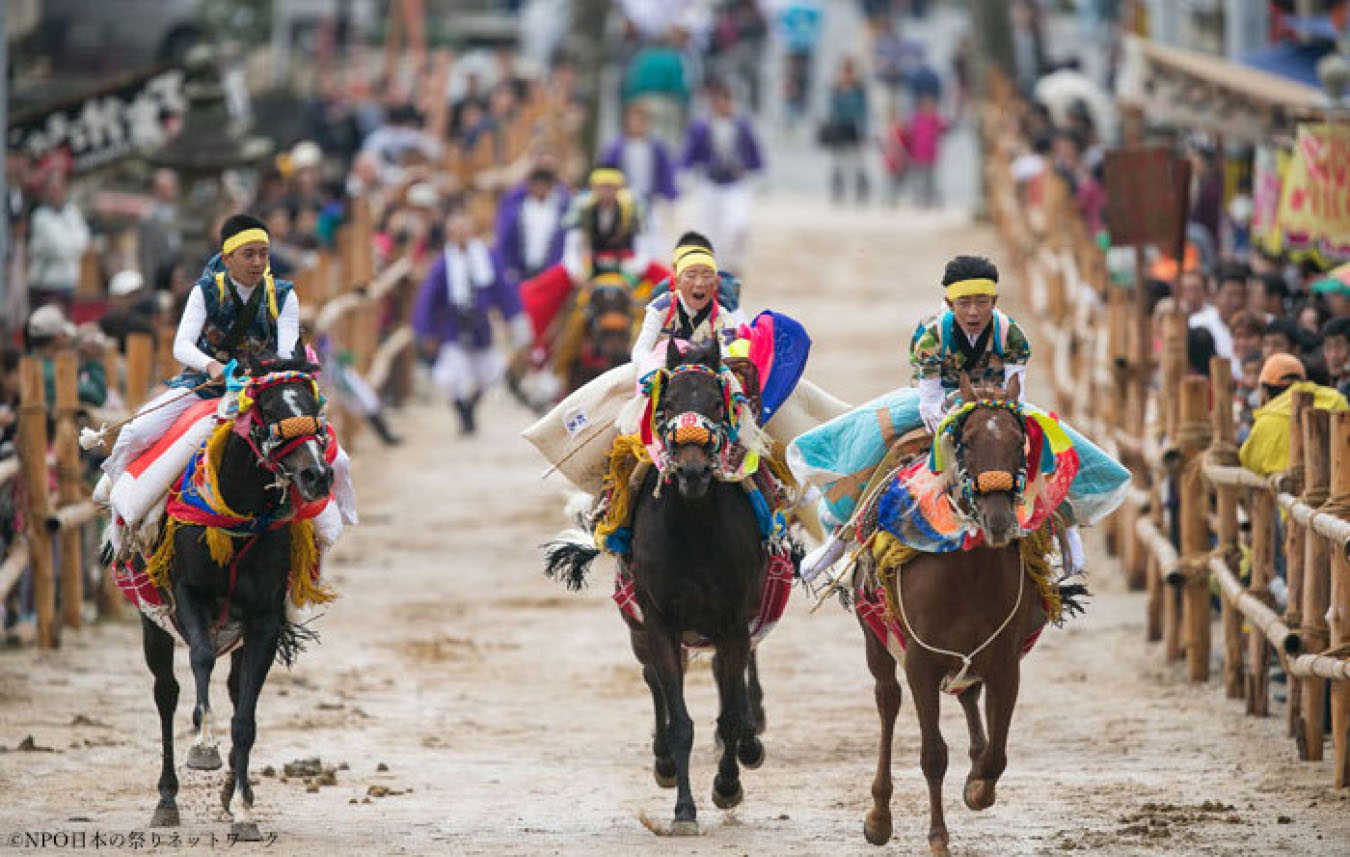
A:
[631, 237, 748, 378]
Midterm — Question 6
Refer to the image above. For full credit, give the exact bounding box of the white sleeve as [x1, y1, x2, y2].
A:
[562, 229, 586, 282]
[1003, 364, 1027, 400]
[276, 291, 300, 358]
[173, 289, 215, 373]
[631, 303, 665, 364]
[918, 376, 946, 431]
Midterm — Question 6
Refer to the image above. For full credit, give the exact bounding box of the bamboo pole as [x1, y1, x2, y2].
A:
[1332, 411, 1350, 787]
[52, 352, 83, 632]
[18, 358, 56, 648]
[1285, 392, 1314, 740]
[1180, 376, 1211, 681]
[1209, 357, 1243, 698]
[1209, 556, 1303, 657]
[1301, 409, 1332, 761]
[1248, 488, 1277, 716]
[1162, 312, 1186, 443]
[124, 332, 154, 412]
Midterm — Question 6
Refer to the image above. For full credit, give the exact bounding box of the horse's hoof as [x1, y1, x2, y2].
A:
[668, 819, 699, 836]
[963, 778, 996, 811]
[862, 812, 891, 846]
[929, 843, 951, 857]
[653, 757, 677, 789]
[752, 710, 766, 735]
[149, 806, 179, 828]
[231, 822, 262, 842]
[738, 737, 765, 770]
[186, 745, 222, 770]
[712, 777, 743, 810]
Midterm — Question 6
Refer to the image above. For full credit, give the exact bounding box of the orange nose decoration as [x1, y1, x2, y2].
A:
[674, 423, 712, 446]
[976, 470, 1014, 493]
[277, 416, 320, 440]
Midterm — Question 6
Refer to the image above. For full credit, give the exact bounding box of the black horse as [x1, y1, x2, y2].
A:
[140, 358, 333, 841]
[566, 276, 636, 393]
[546, 339, 769, 834]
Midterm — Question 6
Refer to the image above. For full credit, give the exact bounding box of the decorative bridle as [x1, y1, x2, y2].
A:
[232, 370, 333, 481]
[642, 362, 749, 475]
[939, 398, 1028, 515]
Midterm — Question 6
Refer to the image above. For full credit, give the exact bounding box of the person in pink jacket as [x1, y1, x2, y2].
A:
[904, 94, 948, 208]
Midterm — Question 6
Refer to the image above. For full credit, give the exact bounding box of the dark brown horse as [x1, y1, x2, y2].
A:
[545, 339, 770, 834]
[858, 373, 1049, 856]
[138, 358, 333, 842]
[566, 275, 636, 392]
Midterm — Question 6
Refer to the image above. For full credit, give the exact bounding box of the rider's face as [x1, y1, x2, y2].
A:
[676, 265, 717, 313]
[224, 242, 270, 288]
[948, 294, 996, 336]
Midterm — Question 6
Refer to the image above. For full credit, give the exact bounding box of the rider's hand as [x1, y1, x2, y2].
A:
[206, 360, 225, 382]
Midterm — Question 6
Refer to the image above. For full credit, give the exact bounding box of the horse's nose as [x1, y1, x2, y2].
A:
[297, 464, 333, 500]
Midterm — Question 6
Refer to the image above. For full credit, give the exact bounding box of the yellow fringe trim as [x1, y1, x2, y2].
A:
[593, 433, 651, 552]
[288, 517, 335, 608]
[874, 520, 1063, 627]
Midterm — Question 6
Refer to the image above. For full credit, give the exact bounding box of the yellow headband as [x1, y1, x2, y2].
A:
[589, 168, 625, 188]
[944, 278, 997, 300]
[675, 251, 717, 277]
[222, 228, 270, 255]
[672, 243, 708, 266]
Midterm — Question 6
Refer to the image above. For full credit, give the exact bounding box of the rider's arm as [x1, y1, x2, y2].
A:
[918, 377, 946, 433]
[276, 291, 300, 359]
[172, 288, 217, 375]
[562, 229, 587, 282]
[1003, 364, 1027, 400]
[631, 301, 665, 364]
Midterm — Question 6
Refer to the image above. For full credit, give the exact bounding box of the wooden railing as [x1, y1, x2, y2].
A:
[982, 84, 1350, 788]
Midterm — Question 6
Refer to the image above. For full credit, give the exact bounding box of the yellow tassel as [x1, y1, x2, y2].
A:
[144, 518, 182, 593]
[288, 518, 335, 607]
[593, 434, 651, 552]
[204, 527, 235, 565]
[202, 422, 249, 522]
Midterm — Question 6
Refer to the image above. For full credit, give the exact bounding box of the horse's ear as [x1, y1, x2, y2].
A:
[702, 338, 721, 369]
[1004, 371, 1021, 404]
[959, 371, 976, 403]
[665, 337, 682, 370]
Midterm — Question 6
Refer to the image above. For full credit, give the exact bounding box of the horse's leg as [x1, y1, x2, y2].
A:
[645, 614, 698, 833]
[958, 684, 988, 768]
[142, 616, 180, 827]
[746, 648, 767, 737]
[907, 656, 950, 856]
[964, 659, 1020, 812]
[174, 583, 222, 771]
[710, 634, 753, 810]
[220, 649, 243, 812]
[226, 614, 282, 842]
[860, 620, 902, 847]
[630, 624, 676, 788]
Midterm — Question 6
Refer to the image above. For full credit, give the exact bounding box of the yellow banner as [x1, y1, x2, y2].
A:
[1276, 122, 1350, 261]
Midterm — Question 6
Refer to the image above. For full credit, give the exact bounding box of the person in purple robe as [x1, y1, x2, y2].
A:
[598, 102, 680, 208]
[494, 164, 570, 290]
[681, 79, 764, 271]
[413, 206, 533, 434]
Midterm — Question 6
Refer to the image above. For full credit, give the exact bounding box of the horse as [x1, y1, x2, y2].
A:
[565, 273, 636, 393]
[857, 372, 1055, 856]
[138, 357, 334, 842]
[545, 338, 771, 834]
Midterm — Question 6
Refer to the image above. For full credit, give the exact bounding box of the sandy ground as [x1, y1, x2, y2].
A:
[3, 198, 1350, 857]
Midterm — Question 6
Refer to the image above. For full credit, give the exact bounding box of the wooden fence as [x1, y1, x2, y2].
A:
[0, 79, 577, 649]
[981, 84, 1350, 788]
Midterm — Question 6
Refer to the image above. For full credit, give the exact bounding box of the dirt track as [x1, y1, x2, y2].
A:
[3, 198, 1350, 856]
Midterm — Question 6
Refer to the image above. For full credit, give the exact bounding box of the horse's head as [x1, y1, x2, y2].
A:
[949, 372, 1025, 548]
[238, 355, 334, 504]
[658, 338, 730, 501]
[585, 274, 634, 368]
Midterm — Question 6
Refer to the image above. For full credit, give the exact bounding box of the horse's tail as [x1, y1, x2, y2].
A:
[543, 529, 601, 591]
[1056, 581, 1090, 622]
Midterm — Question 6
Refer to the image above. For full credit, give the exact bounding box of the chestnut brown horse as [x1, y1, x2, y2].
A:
[857, 373, 1053, 856]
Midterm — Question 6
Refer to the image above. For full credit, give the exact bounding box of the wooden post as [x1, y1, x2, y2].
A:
[124, 333, 154, 412]
[1247, 487, 1276, 717]
[1300, 408, 1331, 762]
[1286, 390, 1314, 743]
[53, 353, 83, 632]
[1329, 411, 1350, 787]
[18, 359, 57, 648]
[1162, 312, 1187, 441]
[156, 324, 178, 382]
[1180, 375, 1211, 680]
[1209, 357, 1243, 698]
[1125, 248, 1153, 591]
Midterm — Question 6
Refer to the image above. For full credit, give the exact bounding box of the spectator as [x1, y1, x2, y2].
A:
[1214, 263, 1249, 327]
[27, 173, 91, 310]
[98, 270, 158, 352]
[681, 79, 764, 271]
[1322, 316, 1350, 397]
[905, 93, 947, 208]
[822, 57, 870, 205]
[1261, 317, 1300, 360]
[25, 304, 105, 411]
[284, 141, 327, 214]
[1186, 326, 1216, 377]
[1229, 311, 1263, 368]
[1178, 268, 1235, 372]
[598, 102, 680, 214]
[619, 36, 693, 147]
[1312, 273, 1350, 318]
[1240, 353, 1348, 476]
[1051, 129, 1103, 232]
[1249, 271, 1289, 321]
[138, 169, 181, 295]
[0, 348, 20, 451]
[1187, 139, 1223, 254]
[879, 105, 910, 206]
[775, 0, 823, 126]
[1294, 300, 1328, 339]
